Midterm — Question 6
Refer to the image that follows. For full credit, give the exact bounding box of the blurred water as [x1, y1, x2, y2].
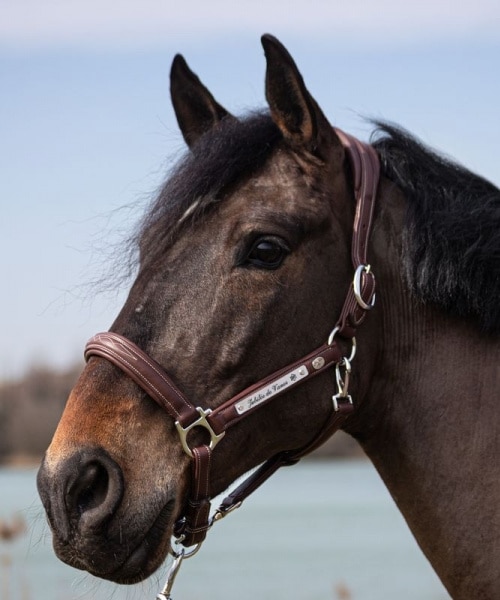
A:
[0, 462, 450, 600]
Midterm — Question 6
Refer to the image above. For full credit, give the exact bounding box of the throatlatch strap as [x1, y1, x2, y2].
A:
[334, 130, 379, 338]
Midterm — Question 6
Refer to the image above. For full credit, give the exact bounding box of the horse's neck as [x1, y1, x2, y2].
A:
[351, 181, 500, 599]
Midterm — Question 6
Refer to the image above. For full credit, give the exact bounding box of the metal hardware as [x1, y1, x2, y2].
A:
[335, 358, 351, 397]
[327, 329, 356, 412]
[332, 393, 353, 412]
[327, 327, 357, 363]
[235, 365, 309, 415]
[181, 542, 202, 559]
[169, 538, 203, 559]
[353, 264, 376, 310]
[157, 537, 205, 599]
[156, 495, 242, 599]
[312, 356, 325, 370]
[211, 500, 243, 525]
[332, 358, 353, 411]
[157, 548, 185, 600]
[175, 407, 225, 459]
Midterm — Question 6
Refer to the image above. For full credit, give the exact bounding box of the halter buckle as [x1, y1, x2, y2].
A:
[175, 407, 225, 458]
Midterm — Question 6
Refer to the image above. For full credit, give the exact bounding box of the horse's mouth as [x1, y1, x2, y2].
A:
[107, 498, 177, 584]
[55, 498, 177, 584]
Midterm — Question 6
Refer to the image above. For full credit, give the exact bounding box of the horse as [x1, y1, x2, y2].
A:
[37, 34, 500, 600]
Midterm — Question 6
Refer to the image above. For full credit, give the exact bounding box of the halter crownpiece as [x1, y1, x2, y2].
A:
[84, 128, 380, 599]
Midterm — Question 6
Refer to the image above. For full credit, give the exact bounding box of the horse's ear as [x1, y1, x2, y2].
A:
[261, 34, 339, 158]
[170, 54, 232, 148]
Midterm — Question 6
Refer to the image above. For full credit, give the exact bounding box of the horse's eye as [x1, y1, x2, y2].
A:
[246, 238, 289, 269]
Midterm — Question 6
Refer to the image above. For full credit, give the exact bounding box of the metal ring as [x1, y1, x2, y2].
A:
[327, 326, 340, 347]
[353, 264, 376, 310]
[327, 327, 357, 363]
[169, 539, 203, 559]
[182, 543, 203, 559]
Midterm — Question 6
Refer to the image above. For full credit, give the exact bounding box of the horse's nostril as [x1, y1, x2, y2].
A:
[63, 450, 124, 531]
[70, 461, 110, 515]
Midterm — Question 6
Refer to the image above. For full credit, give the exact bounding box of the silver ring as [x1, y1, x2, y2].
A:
[327, 327, 357, 363]
[353, 264, 376, 310]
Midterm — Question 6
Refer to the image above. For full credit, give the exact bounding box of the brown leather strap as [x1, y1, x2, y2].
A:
[336, 130, 379, 267]
[218, 453, 299, 514]
[208, 342, 342, 434]
[174, 445, 212, 546]
[85, 332, 200, 427]
[85, 334, 344, 438]
[334, 130, 379, 338]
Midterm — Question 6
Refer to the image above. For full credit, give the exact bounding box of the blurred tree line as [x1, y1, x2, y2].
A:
[0, 365, 81, 464]
[0, 364, 362, 464]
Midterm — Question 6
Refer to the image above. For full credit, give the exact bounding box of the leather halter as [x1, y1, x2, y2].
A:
[84, 129, 380, 550]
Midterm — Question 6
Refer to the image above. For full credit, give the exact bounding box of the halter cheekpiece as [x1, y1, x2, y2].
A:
[84, 129, 380, 599]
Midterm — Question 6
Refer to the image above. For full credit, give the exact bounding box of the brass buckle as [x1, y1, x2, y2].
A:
[175, 407, 225, 458]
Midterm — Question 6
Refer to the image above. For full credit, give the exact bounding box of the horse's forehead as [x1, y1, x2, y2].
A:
[254, 148, 301, 184]
[221, 150, 323, 217]
[248, 148, 308, 188]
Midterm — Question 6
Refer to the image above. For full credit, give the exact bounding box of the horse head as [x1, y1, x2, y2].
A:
[37, 35, 378, 584]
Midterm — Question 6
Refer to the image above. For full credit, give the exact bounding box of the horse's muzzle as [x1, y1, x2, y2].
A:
[37, 447, 124, 542]
[37, 447, 177, 582]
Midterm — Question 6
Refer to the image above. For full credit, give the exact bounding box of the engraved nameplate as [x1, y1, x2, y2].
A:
[235, 365, 309, 415]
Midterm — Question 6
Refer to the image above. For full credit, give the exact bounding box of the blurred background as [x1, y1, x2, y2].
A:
[1, 0, 498, 598]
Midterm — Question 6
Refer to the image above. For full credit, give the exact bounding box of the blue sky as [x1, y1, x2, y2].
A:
[1, 0, 499, 378]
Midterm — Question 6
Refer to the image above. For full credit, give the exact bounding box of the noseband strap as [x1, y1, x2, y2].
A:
[84, 129, 380, 549]
[84, 333, 350, 544]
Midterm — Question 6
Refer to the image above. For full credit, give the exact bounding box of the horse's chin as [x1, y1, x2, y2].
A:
[52, 498, 176, 584]
[107, 499, 175, 584]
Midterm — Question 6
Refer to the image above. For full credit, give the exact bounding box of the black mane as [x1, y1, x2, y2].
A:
[373, 122, 500, 334]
